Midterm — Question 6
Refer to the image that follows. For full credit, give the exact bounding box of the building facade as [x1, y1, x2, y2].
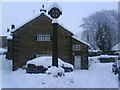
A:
[0, 36, 7, 48]
[7, 12, 89, 71]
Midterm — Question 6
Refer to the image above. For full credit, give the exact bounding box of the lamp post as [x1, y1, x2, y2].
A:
[48, 3, 62, 67]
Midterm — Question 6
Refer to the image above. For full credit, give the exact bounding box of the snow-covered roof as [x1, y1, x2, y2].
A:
[48, 2, 62, 12]
[59, 23, 73, 34]
[72, 36, 90, 46]
[112, 43, 120, 50]
[6, 32, 13, 40]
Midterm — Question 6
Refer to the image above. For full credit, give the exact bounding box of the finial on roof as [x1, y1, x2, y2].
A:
[40, 4, 46, 13]
[42, 5, 44, 8]
[11, 24, 15, 29]
[7, 29, 10, 32]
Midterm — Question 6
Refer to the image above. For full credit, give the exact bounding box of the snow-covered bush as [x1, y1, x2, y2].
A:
[88, 56, 100, 66]
[0, 48, 7, 55]
[46, 66, 65, 77]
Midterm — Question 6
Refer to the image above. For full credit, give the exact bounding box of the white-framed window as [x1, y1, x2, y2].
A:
[36, 54, 51, 58]
[37, 34, 50, 41]
[73, 44, 80, 51]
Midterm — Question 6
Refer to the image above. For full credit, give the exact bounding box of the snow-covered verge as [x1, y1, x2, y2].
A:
[2, 55, 118, 88]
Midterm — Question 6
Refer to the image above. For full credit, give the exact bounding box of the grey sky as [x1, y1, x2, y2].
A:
[1, 2, 118, 35]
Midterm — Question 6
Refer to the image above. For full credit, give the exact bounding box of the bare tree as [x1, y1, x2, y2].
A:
[79, 10, 118, 49]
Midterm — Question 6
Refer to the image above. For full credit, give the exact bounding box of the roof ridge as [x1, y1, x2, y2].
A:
[11, 11, 73, 35]
[11, 11, 50, 32]
[72, 36, 90, 46]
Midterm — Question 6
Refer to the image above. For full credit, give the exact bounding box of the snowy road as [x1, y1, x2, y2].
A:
[65, 63, 118, 88]
[1, 55, 118, 88]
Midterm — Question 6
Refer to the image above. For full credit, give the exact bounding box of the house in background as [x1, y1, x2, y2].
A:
[0, 36, 7, 48]
[110, 42, 120, 55]
[112, 43, 120, 51]
[6, 6, 90, 71]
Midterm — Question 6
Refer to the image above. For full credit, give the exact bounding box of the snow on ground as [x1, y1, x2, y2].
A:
[1, 55, 118, 88]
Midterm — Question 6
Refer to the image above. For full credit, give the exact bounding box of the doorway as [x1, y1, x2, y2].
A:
[74, 55, 81, 70]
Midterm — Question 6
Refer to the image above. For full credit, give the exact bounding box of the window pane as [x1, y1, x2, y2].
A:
[73, 44, 80, 51]
[37, 34, 50, 41]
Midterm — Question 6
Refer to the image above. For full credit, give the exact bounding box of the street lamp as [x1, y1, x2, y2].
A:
[48, 3, 62, 67]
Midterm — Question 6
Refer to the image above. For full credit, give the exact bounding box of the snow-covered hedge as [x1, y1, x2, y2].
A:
[88, 49, 102, 56]
[26, 56, 74, 69]
[99, 55, 119, 58]
[89, 55, 119, 65]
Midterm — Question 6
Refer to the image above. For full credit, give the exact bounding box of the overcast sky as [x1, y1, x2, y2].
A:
[1, 2, 118, 35]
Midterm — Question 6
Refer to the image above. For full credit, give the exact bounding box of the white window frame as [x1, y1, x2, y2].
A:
[37, 34, 50, 41]
[73, 44, 80, 51]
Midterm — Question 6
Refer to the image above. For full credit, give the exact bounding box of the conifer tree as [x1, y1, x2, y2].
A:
[96, 23, 112, 54]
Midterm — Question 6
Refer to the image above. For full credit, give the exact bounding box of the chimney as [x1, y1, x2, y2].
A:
[11, 24, 15, 29]
[7, 29, 10, 32]
[40, 5, 46, 13]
